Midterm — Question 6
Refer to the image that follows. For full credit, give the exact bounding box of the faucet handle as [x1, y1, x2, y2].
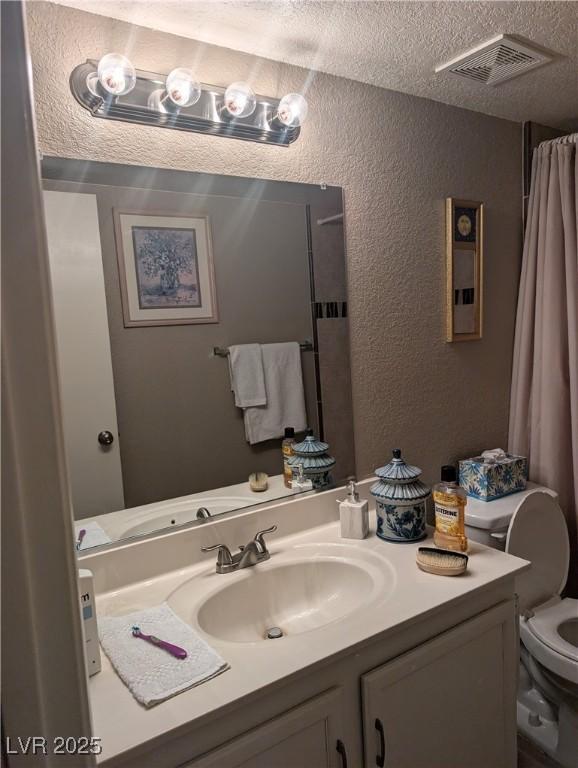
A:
[254, 525, 278, 553]
[201, 544, 233, 567]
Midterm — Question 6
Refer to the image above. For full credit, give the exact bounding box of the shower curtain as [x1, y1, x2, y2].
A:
[509, 133, 578, 596]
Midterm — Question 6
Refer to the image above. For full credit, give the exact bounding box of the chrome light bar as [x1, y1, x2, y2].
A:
[69, 60, 303, 147]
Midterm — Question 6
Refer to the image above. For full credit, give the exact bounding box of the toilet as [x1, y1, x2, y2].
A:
[465, 485, 578, 768]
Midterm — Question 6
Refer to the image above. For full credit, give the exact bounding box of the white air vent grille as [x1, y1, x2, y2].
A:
[435, 34, 554, 86]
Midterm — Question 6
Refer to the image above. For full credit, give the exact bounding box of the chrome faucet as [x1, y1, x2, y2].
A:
[201, 525, 277, 574]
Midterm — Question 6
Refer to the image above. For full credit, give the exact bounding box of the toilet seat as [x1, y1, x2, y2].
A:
[505, 491, 570, 612]
[527, 598, 578, 662]
[506, 491, 577, 685]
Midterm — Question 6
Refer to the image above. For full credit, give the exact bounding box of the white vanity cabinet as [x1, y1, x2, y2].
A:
[361, 602, 517, 768]
[185, 688, 347, 768]
[88, 506, 526, 768]
[178, 602, 517, 768]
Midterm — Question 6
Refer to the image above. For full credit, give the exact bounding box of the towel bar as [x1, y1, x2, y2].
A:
[213, 341, 314, 357]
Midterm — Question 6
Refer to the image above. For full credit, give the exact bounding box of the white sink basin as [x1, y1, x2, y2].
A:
[168, 545, 393, 644]
[121, 497, 253, 537]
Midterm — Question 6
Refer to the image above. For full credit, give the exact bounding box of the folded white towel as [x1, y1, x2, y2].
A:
[243, 342, 307, 445]
[74, 521, 111, 550]
[98, 603, 229, 708]
[228, 343, 267, 407]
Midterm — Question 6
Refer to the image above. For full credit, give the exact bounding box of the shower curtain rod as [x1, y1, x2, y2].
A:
[539, 132, 578, 147]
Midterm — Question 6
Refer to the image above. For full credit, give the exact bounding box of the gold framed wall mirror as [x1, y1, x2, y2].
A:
[446, 198, 484, 342]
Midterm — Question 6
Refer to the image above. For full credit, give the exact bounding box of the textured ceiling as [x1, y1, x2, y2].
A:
[49, 0, 578, 129]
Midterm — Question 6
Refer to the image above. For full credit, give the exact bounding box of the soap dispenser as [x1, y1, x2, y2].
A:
[339, 479, 369, 540]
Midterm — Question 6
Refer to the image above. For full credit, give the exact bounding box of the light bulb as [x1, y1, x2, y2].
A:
[166, 68, 201, 108]
[96, 53, 136, 96]
[276, 93, 308, 127]
[224, 81, 256, 118]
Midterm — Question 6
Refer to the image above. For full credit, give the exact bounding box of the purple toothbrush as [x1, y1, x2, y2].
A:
[132, 626, 188, 660]
[76, 529, 86, 551]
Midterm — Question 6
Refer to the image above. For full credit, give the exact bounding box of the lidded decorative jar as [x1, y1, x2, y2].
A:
[287, 434, 335, 490]
[371, 449, 430, 542]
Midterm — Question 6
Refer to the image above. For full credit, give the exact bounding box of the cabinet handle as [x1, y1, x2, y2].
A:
[336, 739, 348, 768]
[375, 718, 385, 767]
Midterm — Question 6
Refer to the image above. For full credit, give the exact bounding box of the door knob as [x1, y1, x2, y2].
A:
[98, 430, 114, 446]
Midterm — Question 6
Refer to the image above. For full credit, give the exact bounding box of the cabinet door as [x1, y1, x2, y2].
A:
[362, 601, 517, 768]
[187, 687, 348, 768]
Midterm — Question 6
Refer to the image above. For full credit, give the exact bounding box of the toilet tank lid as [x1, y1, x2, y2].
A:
[506, 491, 569, 612]
[463, 482, 557, 531]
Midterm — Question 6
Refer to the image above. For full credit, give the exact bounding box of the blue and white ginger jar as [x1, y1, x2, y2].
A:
[371, 449, 430, 543]
[287, 435, 335, 490]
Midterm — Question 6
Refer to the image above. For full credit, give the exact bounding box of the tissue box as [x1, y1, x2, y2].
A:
[459, 454, 527, 501]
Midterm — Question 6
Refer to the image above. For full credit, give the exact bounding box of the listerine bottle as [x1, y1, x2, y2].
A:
[433, 465, 468, 552]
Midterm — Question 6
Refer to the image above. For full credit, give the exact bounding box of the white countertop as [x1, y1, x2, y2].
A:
[89, 510, 528, 764]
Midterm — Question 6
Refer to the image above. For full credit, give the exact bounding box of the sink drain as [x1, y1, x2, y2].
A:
[265, 626, 284, 640]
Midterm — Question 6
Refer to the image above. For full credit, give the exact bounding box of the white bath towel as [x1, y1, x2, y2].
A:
[244, 342, 307, 444]
[98, 603, 229, 708]
[74, 521, 111, 550]
[228, 343, 267, 407]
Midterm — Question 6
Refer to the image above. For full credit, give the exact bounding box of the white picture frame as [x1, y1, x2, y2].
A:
[114, 210, 218, 326]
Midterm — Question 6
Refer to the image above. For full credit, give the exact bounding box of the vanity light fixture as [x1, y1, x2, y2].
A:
[71, 56, 307, 146]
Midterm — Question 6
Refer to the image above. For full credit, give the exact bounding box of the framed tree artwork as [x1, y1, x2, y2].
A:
[114, 210, 218, 326]
[445, 198, 483, 342]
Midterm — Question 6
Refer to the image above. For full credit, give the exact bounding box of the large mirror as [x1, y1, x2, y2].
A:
[42, 159, 354, 550]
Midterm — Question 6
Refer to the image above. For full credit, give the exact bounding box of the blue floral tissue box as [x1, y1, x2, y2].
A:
[459, 454, 528, 501]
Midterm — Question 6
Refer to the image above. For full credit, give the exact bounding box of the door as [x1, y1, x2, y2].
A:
[43, 190, 125, 518]
[362, 602, 517, 768]
[186, 688, 348, 768]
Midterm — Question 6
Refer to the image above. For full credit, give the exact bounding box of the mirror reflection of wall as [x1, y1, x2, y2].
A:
[42, 159, 354, 547]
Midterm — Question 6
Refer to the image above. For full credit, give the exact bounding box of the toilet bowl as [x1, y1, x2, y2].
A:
[520, 597, 578, 686]
[465, 487, 578, 768]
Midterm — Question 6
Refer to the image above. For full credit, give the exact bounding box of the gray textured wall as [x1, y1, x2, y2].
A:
[28, 3, 523, 487]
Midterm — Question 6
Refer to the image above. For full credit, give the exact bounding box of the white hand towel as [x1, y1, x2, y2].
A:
[243, 342, 307, 445]
[98, 603, 229, 708]
[74, 521, 111, 550]
[228, 344, 267, 407]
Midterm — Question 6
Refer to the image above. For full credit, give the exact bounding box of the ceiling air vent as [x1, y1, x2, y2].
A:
[435, 34, 554, 86]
